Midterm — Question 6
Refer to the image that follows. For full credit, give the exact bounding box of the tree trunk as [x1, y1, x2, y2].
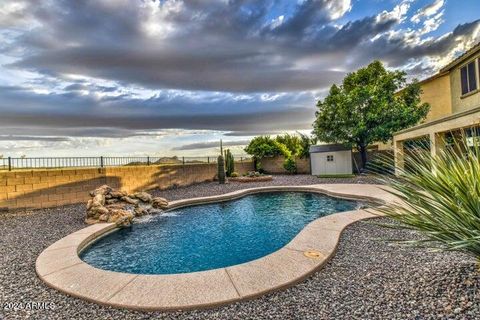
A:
[359, 145, 368, 171]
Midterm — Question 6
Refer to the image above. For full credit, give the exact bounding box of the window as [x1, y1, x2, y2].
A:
[326, 155, 334, 162]
[460, 61, 478, 95]
[468, 61, 477, 92]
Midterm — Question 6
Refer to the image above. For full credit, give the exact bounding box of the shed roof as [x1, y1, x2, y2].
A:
[309, 144, 351, 153]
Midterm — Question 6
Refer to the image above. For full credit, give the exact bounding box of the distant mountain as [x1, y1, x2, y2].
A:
[153, 156, 183, 164]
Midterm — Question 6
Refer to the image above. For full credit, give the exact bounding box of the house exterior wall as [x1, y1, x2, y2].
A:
[372, 141, 393, 151]
[392, 44, 480, 175]
[450, 52, 480, 114]
[373, 73, 452, 152]
[420, 74, 453, 122]
[394, 107, 480, 141]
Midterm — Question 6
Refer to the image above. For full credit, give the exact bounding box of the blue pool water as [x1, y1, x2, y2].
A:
[80, 192, 360, 274]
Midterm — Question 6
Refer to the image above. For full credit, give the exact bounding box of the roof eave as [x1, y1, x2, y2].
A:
[439, 42, 480, 73]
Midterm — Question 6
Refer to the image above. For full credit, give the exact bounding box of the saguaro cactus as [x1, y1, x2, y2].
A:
[217, 140, 226, 184]
[225, 149, 235, 177]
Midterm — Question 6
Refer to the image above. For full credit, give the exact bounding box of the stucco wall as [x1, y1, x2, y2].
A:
[379, 73, 453, 152]
[0, 161, 254, 210]
[420, 74, 453, 122]
[450, 53, 480, 114]
[260, 156, 310, 174]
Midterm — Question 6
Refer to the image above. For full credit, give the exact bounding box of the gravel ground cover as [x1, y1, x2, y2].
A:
[0, 175, 478, 320]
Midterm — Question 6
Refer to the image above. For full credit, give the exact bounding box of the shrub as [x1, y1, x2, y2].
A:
[283, 157, 297, 174]
[230, 172, 239, 177]
[245, 171, 262, 177]
[379, 137, 480, 261]
[255, 161, 267, 174]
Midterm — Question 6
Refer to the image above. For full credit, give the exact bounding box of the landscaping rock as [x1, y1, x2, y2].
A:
[105, 199, 118, 205]
[89, 184, 111, 197]
[85, 185, 168, 226]
[121, 196, 139, 205]
[132, 192, 153, 203]
[86, 199, 93, 211]
[152, 197, 168, 209]
[107, 209, 134, 227]
[93, 193, 105, 206]
[134, 205, 150, 216]
[110, 190, 128, 198]
[92, 205, 109, 217]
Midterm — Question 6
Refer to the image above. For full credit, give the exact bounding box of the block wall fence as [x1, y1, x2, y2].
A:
[259, 151, 393, 174]
[260, 156, 311, 174]
[0, 161, 254, 210]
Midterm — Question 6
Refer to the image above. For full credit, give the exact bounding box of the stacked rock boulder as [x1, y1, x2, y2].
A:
[85, 185, 168, 227]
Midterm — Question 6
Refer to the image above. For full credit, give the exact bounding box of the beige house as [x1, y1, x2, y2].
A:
[393, 42, 480, 174]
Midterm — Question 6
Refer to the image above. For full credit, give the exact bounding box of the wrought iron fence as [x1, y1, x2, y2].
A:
[0, 155, 251, 171]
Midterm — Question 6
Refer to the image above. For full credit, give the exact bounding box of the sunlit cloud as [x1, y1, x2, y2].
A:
[0, 0, 478, 156]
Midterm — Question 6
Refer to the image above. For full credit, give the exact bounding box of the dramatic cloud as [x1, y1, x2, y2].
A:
[0, 85, 316, 138]
[0, 135, 70, 142]
[411, 0, 445, 24]
[7, 0, 474, 93]
[0, 0, 479, 155]
[358, 19, 480, 75]
[172, 140, 251, 151]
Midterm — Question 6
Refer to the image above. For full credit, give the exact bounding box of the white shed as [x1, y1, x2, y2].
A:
[309, 144, 352, 175]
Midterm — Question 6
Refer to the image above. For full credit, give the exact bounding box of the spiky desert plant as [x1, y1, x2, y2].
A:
[283, 156, 297, 174]
[225, 149, 235, 177]
[218, 140, 226, 184]
[378, 135, 480, 262]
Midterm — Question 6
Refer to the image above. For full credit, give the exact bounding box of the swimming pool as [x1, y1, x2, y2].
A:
[80, 192, 360, 274]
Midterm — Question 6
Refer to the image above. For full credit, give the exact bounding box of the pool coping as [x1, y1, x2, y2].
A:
[36, 184, 397, 311]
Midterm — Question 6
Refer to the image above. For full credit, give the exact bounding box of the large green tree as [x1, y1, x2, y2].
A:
[244, 136, 291, 159]
[313, 60, 430, 169]
[244, 134, 315, 160]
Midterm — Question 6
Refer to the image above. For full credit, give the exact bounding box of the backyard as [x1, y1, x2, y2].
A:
[1, 175, 478, 319]
[2, 2, 480, 318]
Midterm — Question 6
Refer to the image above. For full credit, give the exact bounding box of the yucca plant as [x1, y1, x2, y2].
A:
[375, 133, 480, 263]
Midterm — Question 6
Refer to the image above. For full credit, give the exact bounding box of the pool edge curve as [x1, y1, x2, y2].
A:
[35, 184, 396, 312]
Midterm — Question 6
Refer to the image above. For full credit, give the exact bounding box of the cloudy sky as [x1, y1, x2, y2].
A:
[1, 0, 479, 157]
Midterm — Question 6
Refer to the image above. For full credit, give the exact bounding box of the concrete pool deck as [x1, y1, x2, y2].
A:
[36, 184, 398, 311]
